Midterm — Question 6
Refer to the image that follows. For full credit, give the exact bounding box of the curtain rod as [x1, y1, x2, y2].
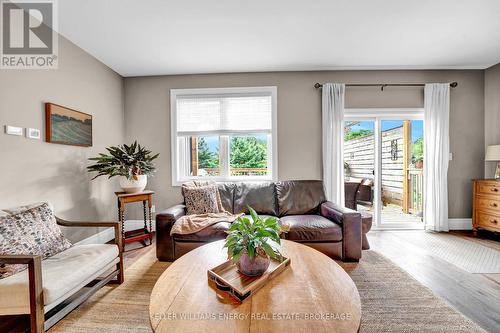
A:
[313, 82, 458, 90]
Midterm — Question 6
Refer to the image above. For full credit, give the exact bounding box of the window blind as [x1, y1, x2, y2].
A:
[176, 94, 272, 135]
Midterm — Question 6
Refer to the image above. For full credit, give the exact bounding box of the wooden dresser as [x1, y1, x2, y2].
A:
[472, 179, 500, 234]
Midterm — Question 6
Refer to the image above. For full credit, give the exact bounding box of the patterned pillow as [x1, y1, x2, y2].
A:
[1, 202, 48, 215]
[183, 185, 221, 215]
[0, 203, 72, 279]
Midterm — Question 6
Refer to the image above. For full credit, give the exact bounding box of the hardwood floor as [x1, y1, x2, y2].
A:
[367, 230, 500, 332]
[122, 239, 155, 267]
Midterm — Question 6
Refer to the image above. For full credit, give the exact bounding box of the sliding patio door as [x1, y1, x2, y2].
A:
[344, 109, 424, 229]
[343, 120, 376, 215]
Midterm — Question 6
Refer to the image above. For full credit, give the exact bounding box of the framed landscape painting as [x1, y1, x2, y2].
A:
[45, 103, 92, 147]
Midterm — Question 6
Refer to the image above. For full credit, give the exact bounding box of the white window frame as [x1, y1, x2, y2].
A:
[170, 86, 278, 186]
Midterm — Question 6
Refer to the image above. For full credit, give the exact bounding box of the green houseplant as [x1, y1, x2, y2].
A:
[224, 206, 287, 276]
[87, 141, 159, 193]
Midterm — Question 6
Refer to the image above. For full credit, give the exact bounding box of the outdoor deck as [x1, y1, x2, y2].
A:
[358, 203, 423, 224]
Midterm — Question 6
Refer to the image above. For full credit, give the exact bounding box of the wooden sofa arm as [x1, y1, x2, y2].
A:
[55, 217, 122, 249]
[0, 255, 44, 333]
[0, 254, 41, 265]
[55, 217, 119, 228]
[55, 217, 124, 284]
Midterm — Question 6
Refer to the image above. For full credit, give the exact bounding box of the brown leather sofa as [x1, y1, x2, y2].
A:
[156, 180, 372, 262]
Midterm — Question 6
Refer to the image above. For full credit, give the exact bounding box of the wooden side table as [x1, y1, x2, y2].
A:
[115, 190, 154, 251]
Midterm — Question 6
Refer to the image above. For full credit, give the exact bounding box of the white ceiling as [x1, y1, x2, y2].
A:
[58, 0, 500, 77]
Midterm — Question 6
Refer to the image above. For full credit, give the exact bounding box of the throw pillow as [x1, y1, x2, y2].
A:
[182, 183, 221, 215]
[0, 203, 72, 279]
[1, 202, 48, 215]
[182, 180, 225, 212]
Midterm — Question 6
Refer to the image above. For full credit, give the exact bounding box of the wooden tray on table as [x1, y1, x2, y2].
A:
[207, 256, 291, 302]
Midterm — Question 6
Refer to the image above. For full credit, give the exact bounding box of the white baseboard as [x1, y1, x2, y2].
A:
[448, 218, 472, 230]
[75, 220, 156, 246]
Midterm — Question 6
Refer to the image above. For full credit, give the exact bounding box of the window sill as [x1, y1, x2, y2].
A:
[172, 176, 276, 187]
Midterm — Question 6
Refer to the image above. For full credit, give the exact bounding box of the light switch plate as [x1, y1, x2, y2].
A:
[5, 125, 23, 136]
[449, 153, 453, 160]
[26, 128, 41, 139]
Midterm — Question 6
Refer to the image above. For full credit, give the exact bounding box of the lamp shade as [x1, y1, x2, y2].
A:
[485, 145, 500, 161]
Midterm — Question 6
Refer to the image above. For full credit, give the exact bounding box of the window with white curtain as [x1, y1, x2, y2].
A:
[170, 86, 277, 185]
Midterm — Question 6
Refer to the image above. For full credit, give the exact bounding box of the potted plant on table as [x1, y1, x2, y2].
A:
[224, 207, 288, 277]
[87, 141, 159, 193]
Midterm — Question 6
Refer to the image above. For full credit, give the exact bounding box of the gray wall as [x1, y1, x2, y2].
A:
[485, 63, 500, 178]
[124, 70, 484, 219]
[0, 36, 124, 242]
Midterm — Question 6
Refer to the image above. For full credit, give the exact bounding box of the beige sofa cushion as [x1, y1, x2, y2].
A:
[0, 243, 119, 315]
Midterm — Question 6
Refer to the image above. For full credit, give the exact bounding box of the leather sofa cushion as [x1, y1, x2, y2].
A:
[233, 182, 277, 215]
[243, 214, 276, 222]
[173, 215, 278, 242]
[280, 215, 342, 242]
[276, 180, 326, 216]
[173, 222, 230, 242]
[217, 183, 235, 213]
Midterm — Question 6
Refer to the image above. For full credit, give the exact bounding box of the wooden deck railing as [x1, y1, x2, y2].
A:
[202, 168, 267, 176]
[408, 168, 423, 214]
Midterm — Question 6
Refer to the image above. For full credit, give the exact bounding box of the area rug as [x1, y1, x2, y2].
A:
[49, 248, 484, 333]
[395, 231, 500, 273]
[339, 251, 484, 332]
[49, 248, 169, 333]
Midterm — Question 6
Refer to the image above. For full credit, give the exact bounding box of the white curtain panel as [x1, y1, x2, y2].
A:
[424, 83, 450, 232]
[322, 83, 345, 204]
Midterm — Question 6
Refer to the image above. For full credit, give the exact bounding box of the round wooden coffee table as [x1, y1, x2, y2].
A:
[149, 240, 361, 333]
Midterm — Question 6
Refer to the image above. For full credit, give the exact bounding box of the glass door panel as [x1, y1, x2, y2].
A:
[380, 120, 424, 224]
[344, 120, 376, 215]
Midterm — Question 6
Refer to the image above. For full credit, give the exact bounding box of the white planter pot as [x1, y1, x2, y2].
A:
[119, 175, 147, 193]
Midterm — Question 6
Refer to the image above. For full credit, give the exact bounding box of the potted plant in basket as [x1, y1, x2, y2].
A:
[87, 141, 159, 193]
[224, 207, 288, 277]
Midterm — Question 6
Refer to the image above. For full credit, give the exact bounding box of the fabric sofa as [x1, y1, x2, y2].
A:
[156, 180, 372, 262]
[0, 203, 123, 333]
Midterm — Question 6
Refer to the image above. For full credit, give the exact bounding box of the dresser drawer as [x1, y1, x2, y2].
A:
[475, 197, 500, 213]
[475, 211, 500, 230]
[476, 181, 500, 196]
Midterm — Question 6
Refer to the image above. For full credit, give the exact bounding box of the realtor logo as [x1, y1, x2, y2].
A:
[1, 0, 58, 69]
